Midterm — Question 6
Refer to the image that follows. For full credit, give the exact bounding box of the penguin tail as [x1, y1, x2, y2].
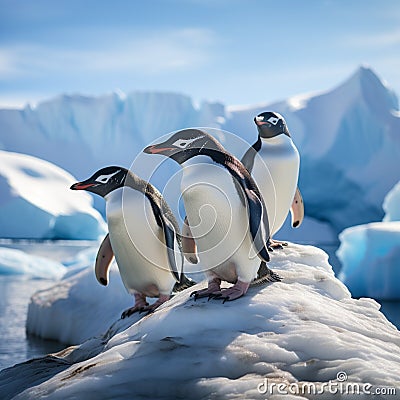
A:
[250, 261, 282, 287]
[172, 274, 197, 293]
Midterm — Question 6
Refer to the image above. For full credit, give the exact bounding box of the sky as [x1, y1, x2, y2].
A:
[0, 0, 399, 109]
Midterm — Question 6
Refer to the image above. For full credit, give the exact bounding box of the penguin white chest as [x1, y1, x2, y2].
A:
[181, 159, 258, 283]
[252, 135, 299, 235]
[105, 188, 174, 297]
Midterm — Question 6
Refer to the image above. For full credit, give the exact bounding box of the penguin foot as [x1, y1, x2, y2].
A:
[121, 293, 148, 319]
[268, 239, 288, 251]
[210, 280, 250, 303]
[121, 304, 148, 319]
[140, 294, 170, 315]
[190, 278, 221, 300]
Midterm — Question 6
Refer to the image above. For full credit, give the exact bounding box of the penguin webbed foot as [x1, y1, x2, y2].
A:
[139, 294, 171, 315]
[121, 293, 149, 319]
[209, 280, 250, 303]
[121, 304, 148, 319]
[268, 239, 288, 251]
[190, 278, 221, 301]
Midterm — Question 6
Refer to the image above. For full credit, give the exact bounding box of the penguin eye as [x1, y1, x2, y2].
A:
[95, 170, 121, 184]
[95, 175, 111, 184]
[267, 116, 280, 125]
[172, 139, 191, 149]
[172, 136, 203, 149]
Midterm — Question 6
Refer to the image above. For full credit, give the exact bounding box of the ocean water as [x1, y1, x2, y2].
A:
[0, 241, 399, 372]
[0, 240, 95, 371]
[0, 276, 65, 370]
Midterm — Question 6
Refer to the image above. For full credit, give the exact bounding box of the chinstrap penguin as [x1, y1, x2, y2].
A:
[71, 166, 193, 317]
[241, 111, 304, 248]
[144, 129, 281, 303]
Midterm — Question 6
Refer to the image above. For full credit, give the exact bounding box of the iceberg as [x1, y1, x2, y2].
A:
[26, 261, 132, 344]
[0, 247, 66, 279]
[1, 67, 399, 239]
[383, 180, 400, 222]
[0, 150, 107, 240]
[337, 222, 400, 300]
[2, 244, 398, 399]
[337, 181, 400, 300]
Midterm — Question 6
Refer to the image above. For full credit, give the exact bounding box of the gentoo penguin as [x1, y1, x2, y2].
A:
[241, 111, 304, 248]
[71, 166, 189, 317]
[144, 129, 281, 302]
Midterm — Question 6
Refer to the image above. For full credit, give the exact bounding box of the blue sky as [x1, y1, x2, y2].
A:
[0, 0, 399, 108]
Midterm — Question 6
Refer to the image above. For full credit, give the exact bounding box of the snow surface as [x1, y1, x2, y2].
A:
[0, 150, 106, 240]
[337, 181, 400, 300]
[0, 247, 66, 279]
[2, 244, 399, 399]
[1, 66, 399, 238]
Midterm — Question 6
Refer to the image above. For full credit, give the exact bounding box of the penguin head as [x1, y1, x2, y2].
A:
[70, 166, 128, 197]
[254, 111, 290, 139]
[143, 128, 223, 165]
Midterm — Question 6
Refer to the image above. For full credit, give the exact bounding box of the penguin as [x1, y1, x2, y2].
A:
[71, 166, 190, 317]
[144, 129, 281, 302]
[241, 111, 304, 248]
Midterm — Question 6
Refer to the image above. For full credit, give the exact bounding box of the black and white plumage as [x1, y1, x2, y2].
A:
[241, 111, 304, 248]
[144, 129, 281, 302]
[71, 166, 192, 317]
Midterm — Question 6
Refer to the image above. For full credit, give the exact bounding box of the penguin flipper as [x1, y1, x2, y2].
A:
[243, 186, 270, 263]
[290, 187, 304, 228]
[159, 215, 184, 283]
[145, 188, 183, 283]
[226, 159, 270, 263]
[240, 136, 262, 174]
[95, 233, 114, 286]
[181, 216, 198, 264]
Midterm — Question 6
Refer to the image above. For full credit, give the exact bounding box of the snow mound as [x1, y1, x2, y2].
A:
[0, 247, 66, 279]
[2, 244, 399, 399]
[0, 150, 107, 239]
[26, 261, 132, 344]
[337, 222, 400, 300]
[383, 180, 400, 222]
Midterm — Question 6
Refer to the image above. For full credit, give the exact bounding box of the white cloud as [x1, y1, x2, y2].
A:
[347, 29, 400, 48]
[0, 28, 217, 79]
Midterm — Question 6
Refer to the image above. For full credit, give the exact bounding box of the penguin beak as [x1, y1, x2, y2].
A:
[143, 144, 176, 155]
[70, 181, 96, 190]
[254, 116, 268, 126]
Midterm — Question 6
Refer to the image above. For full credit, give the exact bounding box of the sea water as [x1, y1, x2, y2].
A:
[0, 240, 95, 371]
[0, 276, 65, 370]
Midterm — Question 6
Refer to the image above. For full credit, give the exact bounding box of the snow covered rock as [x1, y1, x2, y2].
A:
[0, 150, 107, 240]
[0, 247, 66, 279]
[1, 67, 399, 239]
[2, 244, 399, 399]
